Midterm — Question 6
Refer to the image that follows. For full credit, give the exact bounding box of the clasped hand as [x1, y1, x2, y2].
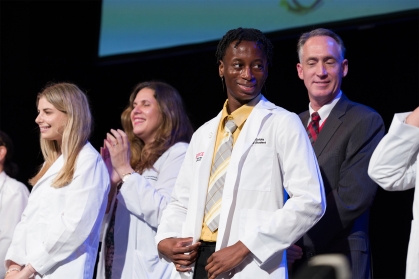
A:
[157, 237, 200, 272]
[158, 238, 250, 278]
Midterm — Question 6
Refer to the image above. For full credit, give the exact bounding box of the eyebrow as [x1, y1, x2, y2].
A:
[306, 55, 337, 62]
[231, 57, 266, 63]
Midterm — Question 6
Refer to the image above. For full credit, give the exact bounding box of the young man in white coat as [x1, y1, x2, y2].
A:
[156, 27, 326, 279]
[368, 106, 419, 279]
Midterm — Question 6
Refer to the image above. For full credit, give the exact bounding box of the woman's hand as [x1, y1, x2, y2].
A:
[5, 264, 36, 279]
[405, 106, 419, 127]
[4, 262, 22, 278]
[104, 129, 134, 179]
[100, 140, 120, 187]
[101, 139, 122, 214]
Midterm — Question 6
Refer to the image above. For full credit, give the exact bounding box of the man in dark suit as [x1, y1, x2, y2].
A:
[287, 28, 385, 279]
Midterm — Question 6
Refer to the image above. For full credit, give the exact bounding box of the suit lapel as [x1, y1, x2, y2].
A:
[300, 110, 310, 126]
[313, 94, 349, 157]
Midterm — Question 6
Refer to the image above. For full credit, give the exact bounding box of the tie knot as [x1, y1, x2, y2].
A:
[225, 119, 237, 134]
[311, 112, 320, 122]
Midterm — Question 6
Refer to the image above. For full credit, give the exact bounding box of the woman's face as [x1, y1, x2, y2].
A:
[130, 87, 162, 144]
[35, 97, 68, 145]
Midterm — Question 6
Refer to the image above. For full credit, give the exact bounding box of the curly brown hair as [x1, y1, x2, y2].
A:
[121, 81, 193, 173]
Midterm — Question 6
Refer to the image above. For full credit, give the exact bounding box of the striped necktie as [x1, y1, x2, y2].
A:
[204, 119, 237, 232]
[307, 112, 321, 145]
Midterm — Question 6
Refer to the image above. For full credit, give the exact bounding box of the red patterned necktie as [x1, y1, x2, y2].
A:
[307, 112, 321, 145]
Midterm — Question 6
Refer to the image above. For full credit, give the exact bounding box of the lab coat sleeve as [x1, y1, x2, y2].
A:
[240, 113, 326, 265]
[26, 153, 109, 275]
[155, 133, 198, 255]
[1, 179, 29, 272]
[118, 142, 189, 229]
[368, 112, 419, 191]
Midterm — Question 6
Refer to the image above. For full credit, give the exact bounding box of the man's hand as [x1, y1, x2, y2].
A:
[287, 244, 303, 270]
[158, 237, 200, 272]
[205, 241, 250, 279]
[287, 244, 303, 264]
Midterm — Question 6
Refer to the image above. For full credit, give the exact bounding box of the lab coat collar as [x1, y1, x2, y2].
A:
[217, 95, 275, 249]
[31, 155, 64, 192]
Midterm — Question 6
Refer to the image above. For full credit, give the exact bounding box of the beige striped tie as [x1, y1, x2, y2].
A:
[204, 118, 237, 232]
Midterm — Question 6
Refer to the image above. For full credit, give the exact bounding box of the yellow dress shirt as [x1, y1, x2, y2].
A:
[200, 94, 261, 242]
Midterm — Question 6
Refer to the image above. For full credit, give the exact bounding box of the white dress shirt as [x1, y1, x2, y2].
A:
[307, 91, 342, 126]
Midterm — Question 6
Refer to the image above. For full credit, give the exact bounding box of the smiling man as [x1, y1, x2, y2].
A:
[287, 28, 385, 279]
[156, 27, 326, 279]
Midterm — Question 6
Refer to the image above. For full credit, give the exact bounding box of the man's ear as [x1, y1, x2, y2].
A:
[219, 60, 224, 77]
[341, 59, 348, 78]
[297, 63, 304, 80]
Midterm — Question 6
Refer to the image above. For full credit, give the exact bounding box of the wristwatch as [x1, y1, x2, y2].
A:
[121, 172, 135, 183]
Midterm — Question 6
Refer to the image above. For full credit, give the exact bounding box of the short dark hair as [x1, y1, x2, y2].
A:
[216, 27, 274, 66]
[0, 130, 18, 178]
[297, 28, 346, 62]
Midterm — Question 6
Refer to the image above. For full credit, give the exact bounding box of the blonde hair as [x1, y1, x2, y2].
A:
[121, 81, 193, 173]
[29, 82, 92, 188]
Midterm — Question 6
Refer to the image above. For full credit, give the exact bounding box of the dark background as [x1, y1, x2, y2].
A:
[1, 1, 418, 278]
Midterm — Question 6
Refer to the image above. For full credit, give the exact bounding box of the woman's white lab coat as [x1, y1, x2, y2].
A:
[5, 142, 110, 279]
[96, 142, 189, 279]
[0, 171, 29, 277]
[368, 112, 419, 279]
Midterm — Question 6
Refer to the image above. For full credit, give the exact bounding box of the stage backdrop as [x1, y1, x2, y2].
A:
[99, 0, 419, 57]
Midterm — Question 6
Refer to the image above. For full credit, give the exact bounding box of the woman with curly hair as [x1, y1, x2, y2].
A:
[96, 81, 193, 279]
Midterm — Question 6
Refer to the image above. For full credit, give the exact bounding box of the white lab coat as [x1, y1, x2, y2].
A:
[368, 112, 419, 279]
[156, 96, 326, 279]
[5, 142, 110, 279]
[0, 171, 29, 277]
[97, 142, 189, 279]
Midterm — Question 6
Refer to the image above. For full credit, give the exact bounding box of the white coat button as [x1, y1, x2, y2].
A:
[209, 132, 213, 138]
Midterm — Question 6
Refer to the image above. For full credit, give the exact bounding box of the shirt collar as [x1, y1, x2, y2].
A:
[221, 94, 261, 129]
[308, 91, 342, 124]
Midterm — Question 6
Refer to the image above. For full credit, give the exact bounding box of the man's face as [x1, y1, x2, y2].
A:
[219, 40, 268, 113]
[297, 36, 348, 110]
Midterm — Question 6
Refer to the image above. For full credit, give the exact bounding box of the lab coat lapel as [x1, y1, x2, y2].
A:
[31, 155, 64, 192]
[188, 112, 222, 243]
[217, 96, 275, 248]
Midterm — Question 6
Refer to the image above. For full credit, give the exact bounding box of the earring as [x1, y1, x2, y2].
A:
[221, 76, 225, 92]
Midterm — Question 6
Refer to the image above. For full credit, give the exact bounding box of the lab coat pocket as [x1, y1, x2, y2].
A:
[239, 208, 273, 238]
[38, 188, 67, 224]
[38, 196, 50, 224]
[240, 146, 274, 192]
[134, 250, 161, 279]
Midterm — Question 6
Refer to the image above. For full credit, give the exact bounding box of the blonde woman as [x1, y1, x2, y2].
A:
[4, 82, 110, 279]
[96, 81, 193, 279]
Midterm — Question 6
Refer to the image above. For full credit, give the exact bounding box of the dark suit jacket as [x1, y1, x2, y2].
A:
[297, 94, 384, 273]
